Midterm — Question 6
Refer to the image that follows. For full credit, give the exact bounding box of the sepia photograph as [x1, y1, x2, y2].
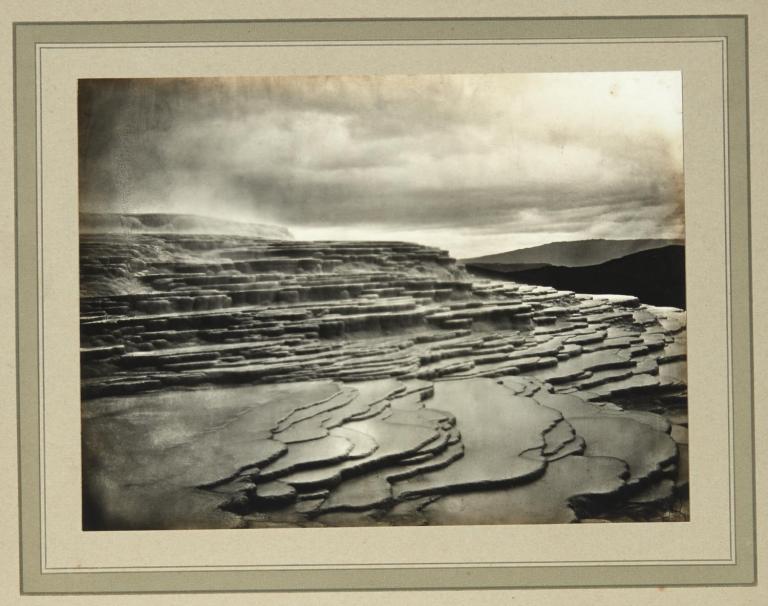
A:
[78, 72, 689, 531]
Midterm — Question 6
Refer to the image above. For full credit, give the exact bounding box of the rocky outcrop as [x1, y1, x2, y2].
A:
[80, 229, 688, 529]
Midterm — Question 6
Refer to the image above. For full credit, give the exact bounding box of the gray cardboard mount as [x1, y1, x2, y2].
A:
[2, 1, 766, 604]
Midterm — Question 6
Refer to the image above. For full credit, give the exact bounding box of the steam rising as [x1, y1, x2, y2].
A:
[79, 73, 683, 258]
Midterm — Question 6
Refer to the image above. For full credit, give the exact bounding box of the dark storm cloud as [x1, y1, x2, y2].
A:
[78, 73, 683, 257]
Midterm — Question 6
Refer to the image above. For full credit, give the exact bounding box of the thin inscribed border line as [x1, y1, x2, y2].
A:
[9, 15, 753, 25]
[35, 38, 733, 574]
[34, 38, 726, 49]
[43, 558, 739, 574]
[720, 37, 736, 564]
[35, 40, 47, 576]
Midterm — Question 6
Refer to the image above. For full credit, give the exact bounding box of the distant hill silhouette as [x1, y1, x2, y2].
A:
[464, 238, 684, 269]
[80, 212, 294, 240]
[466, 243, 685, 309]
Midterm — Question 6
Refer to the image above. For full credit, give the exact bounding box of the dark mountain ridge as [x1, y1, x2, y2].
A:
[466, 244, 685, 309]
[464, 238, 684, 269]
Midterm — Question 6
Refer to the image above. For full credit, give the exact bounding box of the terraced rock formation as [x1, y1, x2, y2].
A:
[80, 228, 689, 529]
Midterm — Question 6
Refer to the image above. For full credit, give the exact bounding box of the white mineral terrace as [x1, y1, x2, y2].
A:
[80, 232, 688, 529]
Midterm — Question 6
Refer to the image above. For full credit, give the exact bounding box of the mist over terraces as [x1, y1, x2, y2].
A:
[80, 217, 688, 530]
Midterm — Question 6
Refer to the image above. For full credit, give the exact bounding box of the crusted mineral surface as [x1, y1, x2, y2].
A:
[80, 231, 688, 529]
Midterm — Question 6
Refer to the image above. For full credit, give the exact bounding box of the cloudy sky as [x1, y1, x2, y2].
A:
[79, 72, 683, 258]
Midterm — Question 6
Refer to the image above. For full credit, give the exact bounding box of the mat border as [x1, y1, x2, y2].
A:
[13, 16, 755, 594]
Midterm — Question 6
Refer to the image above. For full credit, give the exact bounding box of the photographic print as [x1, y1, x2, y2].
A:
[78, 72, 688, 531]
